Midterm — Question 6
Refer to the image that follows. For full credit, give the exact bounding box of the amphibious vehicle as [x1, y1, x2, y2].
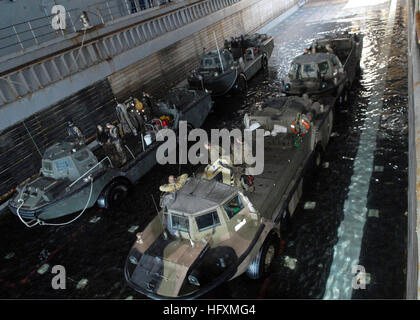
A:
[124, 94, 336, 299]
[281, 32, 363, 100]
[187, 33, 274, 96]
[8, 89, 212, 226]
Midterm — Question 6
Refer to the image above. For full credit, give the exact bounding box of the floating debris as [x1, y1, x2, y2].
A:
[37, 263, 50, 275]
[125, 296, 134, 300]
[374, 165, 384, 172]
[76, 278, 88, 289]
[4, 252, 15, 260]
[342, 156, 354, 161]
[284, 256, 297, 270]
[322, 162, 330, 168]
[128, 225, 139, 233]
[304, 201, 316, 210]
[89, 216, 101, 224]
[368, 209, 379, 218]
[330, 132, 340, 137]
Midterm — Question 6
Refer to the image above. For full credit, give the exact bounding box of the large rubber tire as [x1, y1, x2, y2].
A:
[261, 55, 268, 72]
[102, 180, 130, 209]
[338, 88, 349, 106]
[236, 74, 248, 95]
[246, 234, 279, 280]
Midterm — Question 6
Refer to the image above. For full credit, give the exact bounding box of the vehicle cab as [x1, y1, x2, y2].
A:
[41, 142, 101, 181]
[283, 53, 345, 94]
[125, 178, 263, 299]
[197, 50, 234, 76]
[161, 178, 259, 244]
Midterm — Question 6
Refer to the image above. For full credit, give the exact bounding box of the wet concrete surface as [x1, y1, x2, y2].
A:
[0, 0, 408, 299]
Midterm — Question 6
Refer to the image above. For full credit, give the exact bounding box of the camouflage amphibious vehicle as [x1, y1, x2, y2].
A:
[124, 94, 335, 299]
[8, 89, 212, 226]
[187, 33, 274, 96]
[281, 32, 363, 100]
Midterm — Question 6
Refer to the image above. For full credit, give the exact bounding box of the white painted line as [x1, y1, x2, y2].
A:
[323, 0, 397, 300]
[234, 218, 246, 231]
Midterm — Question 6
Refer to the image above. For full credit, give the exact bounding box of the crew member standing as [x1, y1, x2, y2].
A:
[67, 121, 85, 145]
[106, 123, 127, 166]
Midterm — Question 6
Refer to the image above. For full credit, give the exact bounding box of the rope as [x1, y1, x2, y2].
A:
[16, 176, 94, 228]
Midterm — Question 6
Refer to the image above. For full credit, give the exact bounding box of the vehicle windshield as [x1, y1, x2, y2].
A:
[300, 63, 318, 79]
[200, 57, 221, 69]
[199, 51, 233, 70]
[42, 160, 53, 172]
[318, 61, 329, 75]
[195, 211, 220, 232]
[223, 195, 244, 219]
[170, 214, 190, 233]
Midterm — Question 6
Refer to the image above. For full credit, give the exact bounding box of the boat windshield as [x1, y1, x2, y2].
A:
[300, 63, 319, 79]
[42, 160, 53, 172]
[195, 211, 221, 232]
[200, 57, 221, 69]
[199, 51, 233, 70]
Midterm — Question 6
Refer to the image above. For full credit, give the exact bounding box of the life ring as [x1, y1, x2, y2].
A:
[291, 119, 310, 136]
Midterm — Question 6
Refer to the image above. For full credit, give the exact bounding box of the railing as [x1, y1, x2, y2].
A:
[0, 0, 176, 57]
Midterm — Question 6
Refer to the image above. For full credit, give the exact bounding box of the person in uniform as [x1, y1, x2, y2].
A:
[159, 174, 188, 192]
[96, 124, 107, 145]
[66, 121, 85, 145]
[325, 42, 334, 54]
[106, 123, 127, 166]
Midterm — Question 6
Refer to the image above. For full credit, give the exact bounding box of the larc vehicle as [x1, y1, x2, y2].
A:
[8, 89, 213, 226]
[281, 32, 363, 100]
[187, 33, 274, 96]
[124, 94, 335, 299]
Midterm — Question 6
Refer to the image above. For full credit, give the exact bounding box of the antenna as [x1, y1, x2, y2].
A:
[213, 31, 225, 73]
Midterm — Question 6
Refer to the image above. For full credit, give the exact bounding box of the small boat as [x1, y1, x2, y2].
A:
[8, 89, 213, 226]
[188, 33, 274, 96]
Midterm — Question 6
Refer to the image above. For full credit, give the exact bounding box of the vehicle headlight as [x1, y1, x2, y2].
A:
[188, 274, 200, 286]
